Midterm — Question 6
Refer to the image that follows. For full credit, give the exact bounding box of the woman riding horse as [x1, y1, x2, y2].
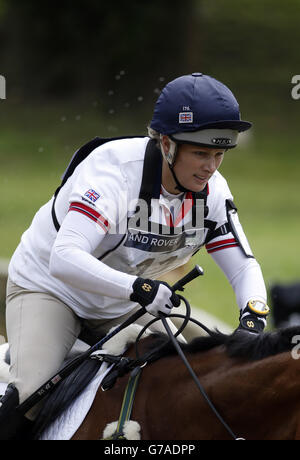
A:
[0, 73, 269, 439]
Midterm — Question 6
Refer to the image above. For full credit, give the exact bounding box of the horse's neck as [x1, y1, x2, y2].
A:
[187, 350, 300, 440]
[144, 349, 300, 440]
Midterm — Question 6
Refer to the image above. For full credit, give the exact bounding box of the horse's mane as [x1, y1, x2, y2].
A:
[32, 325, 300, 439]
[144, 325, 300, 363]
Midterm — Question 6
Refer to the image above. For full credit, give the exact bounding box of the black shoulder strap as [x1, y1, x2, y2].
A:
[204, 197, 232, 245]
[190, 185, 209, 229]
[138, 138, 162, 205]
[52, 135, 143, 231]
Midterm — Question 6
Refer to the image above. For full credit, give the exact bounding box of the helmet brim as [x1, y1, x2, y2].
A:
[176, 119, 252, 133]
[171, 127, 240, 149]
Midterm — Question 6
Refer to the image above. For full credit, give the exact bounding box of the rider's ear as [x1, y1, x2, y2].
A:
[160, 135, 171, 155]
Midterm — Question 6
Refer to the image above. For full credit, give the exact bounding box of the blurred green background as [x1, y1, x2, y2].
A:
[0, 0, 300, 338]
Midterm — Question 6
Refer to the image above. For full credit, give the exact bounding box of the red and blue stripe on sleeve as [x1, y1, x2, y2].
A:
[69, 202, 109, 233]
[206, 238, 239, 254]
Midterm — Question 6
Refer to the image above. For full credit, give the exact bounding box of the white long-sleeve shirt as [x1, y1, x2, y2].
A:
[8, 137, 267, 319]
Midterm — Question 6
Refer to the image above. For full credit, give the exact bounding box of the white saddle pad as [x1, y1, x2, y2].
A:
[39, 361, 113, 440]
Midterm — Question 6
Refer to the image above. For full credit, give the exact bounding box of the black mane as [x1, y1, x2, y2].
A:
[144, 326, 300, 363]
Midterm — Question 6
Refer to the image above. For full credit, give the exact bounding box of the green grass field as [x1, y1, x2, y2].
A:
[0, 103, 299, 333]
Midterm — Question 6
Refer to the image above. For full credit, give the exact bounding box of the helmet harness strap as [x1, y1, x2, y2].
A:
[169, 164, 191, 193]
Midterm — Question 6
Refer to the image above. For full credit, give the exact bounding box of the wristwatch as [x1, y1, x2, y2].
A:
[239, 299, 269, 333]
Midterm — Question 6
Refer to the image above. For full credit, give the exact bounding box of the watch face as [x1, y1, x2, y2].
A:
[248, 300, 270, 316]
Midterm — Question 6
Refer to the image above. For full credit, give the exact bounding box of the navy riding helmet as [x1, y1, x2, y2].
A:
[150, 73, 252, 150]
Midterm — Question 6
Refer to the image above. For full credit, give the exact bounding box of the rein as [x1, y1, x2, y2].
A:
[158, 308, 245, 441]
[100, 293, 245, 441]
[142, 298, 245, 440]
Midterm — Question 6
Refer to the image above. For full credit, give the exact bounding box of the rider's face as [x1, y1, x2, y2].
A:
[173, 143, 225, 192]
[164, 144, 225, 193]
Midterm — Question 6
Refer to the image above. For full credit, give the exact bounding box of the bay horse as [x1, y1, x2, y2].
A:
[32, 325, 300, 440]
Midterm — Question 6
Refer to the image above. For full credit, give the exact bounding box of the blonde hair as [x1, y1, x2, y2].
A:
[147, 126, 161, 144]
[147, 126, 177, 166]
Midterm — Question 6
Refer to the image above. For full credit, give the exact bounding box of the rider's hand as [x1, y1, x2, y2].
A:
[237, 313, 266, 334]
[236, 299, 270, 334]
[130, 277, 180, 317]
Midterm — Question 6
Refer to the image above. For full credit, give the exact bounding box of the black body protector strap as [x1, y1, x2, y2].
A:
[138, 139, 162, 207]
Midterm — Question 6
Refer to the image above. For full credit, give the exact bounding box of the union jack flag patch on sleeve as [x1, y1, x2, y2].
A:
[84, 189, 100, 203]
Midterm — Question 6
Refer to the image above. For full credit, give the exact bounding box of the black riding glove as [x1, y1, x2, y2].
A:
[237, 300, 270, 334]
[130, 277, 180, 317]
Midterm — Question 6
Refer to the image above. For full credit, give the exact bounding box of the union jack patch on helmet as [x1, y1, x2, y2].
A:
[179, 112, 193, 123]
